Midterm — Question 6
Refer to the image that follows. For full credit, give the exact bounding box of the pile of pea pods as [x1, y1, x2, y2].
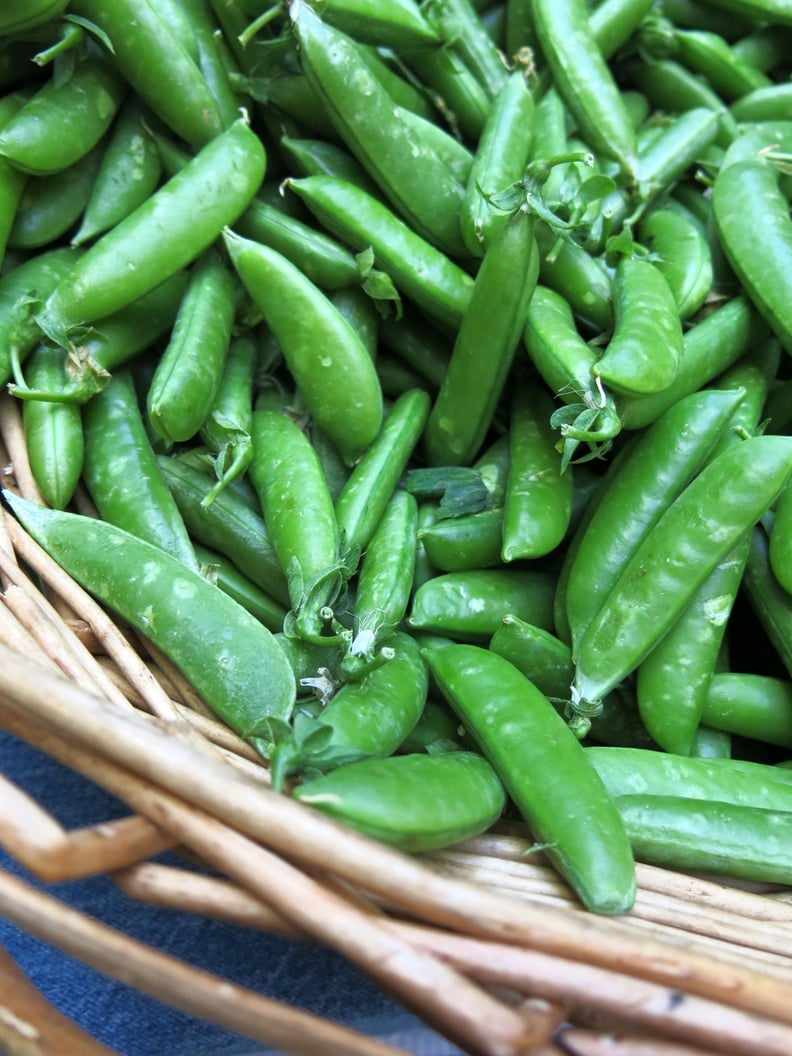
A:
[2, 0, 792, 916]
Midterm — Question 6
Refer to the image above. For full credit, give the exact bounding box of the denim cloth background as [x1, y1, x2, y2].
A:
[0, 730, 464, 1056]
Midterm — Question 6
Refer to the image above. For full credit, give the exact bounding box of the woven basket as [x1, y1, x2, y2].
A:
[2, 385, 792, 1056]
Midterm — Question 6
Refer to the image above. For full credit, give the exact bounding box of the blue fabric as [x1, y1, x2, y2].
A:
[0, 730, 463, 1055]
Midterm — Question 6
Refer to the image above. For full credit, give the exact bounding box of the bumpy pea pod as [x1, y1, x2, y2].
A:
[334, 387, 430, 557]
[82, 369, 200, 573]
[147, 248, 238, 447]
[424, 643, 636, 914]
[68, 0, 224, 148]
[572, 435, 792, 711]
[564, 388, 744, 657]
[72, 96, 163, 246]
[460, 70, 535, 257]
[290, 2, 467, 258]
[585, 745, 792, 812]
[615, 796, 792, 887]
[341, 489, 418, 680]
[592, 256, 684, 399]
[3, 491, 296, 756]
[34, 117, 266, 349]
[286, 175, 474, 333]
[0, 246, 82, 387]
[532, 0, 637, 180]
[0, 40, 126, 176]
[424, 204, 539, 467]
[703, 673, 792, 751]
[250, 408, 347, 645]
[156, 449, 291, 608]
[521, 284, 622, 469]
[294, 751, 506, 853]
[270, 630, 428, 789]
[632, 344, 780, 754]
[223, 229, 382, 466]
[713, 153, 792, 357]
[22, 346, 84, 510]
[501, 379, 573, 562]
[409, 568, 556, 642]
[198, 334, 256, 508]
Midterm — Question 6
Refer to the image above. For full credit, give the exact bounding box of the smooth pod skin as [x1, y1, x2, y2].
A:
[271, 630, 429, 787]
[82, 370, 200, 573]
[532, 0, 637, 178]
[22, 346, 84, 510]
[565, 387, 744, 658]
[294, 751, 506, 853]
[424, 644, 636, 914]
[418, 507, 504, 573]
[424, 206, 539, 467]
[290, 2, 467, 258]
[156, 453, 290, 607]
[68, 0, 225, 148]
[35, 118, 266, 344]
[199, 334, 256, 508]
[702, 673, 792, 750]
[615, 795, 792, 886]
[592, 256, 684, 398]
[713, 157, 792, 356]
[0, 0, 69, 32]
[743, 524, 792, 683]
[637, 206, 713, 320]
[147, 248, 237, 446]
[2, 491, 296, 752]
[572, 435, 792, 709]
[287, 175, 474, 332]
[224, 229, 383, 464]
[409, 568, 556, 642]
[0, 45, 126, 176]
[193, 543, 287, 634]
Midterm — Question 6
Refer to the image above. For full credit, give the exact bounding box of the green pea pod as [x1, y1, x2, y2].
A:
[290, 3, 467, 258]
[424, 206, 539, 467]
[425, 0, 510, 100]
[592, 257, 684, 399]
[7, 140, 104, 250]
[72, 97, 163, 246]
[2, 490, 296, 753]
[224, 229, 382, 465]
[278, 135, 380, 194]
[286, 176, 474, 334]
[294, 750, 505, 853]
[398, 105, 475, 187]
[22, 346, 84, 510]
[534, 222, 613, 336]
[174, 0, 246, 128]
[375, 307, 452, 389]
[424, 643, 636, 914]
[147, 248, 238, 447]
[489, 614, 574, 701]
[342, 489, 418, 678]
[743, 523, 792, 682]
[409, 568, 556, 642]
[68, 0, 224, 148]
[586, 745, 792, 811]
[702, 673, 792, 750]
[271, 630, 428, 788]
[0, 43, 126, 176]
[673, 27, 771, 100]
[636, 207, 713, 320]
[304, 0, 440, 49]
[460, 71, 535, 257]
[250, 408, 346, 643]
[618, 295, 763, 431]
[573, 434, 792, 710]
[9, 272, 189, 406]
[0, 91, 29, 264]
[194, 543, 287, 634]
[731, 83, 792, 123]
[713, 156, 792, 357]
[532, 0, 637, 179]
[685, 0, 792, 27]
[157, 453, 290, 607]
[334, 387, 430, 556]
[400, 38, 490, 142]
[501, 380, 572, 561]
[566, 386, 744, 656]
[199, 334, 256, 508]
[35, 117, 266, 347]
[418, 507, 504, 573]
[0, 0, 68, 32]
[82, 370, 200, 573]
[615, 795, 792, 887]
